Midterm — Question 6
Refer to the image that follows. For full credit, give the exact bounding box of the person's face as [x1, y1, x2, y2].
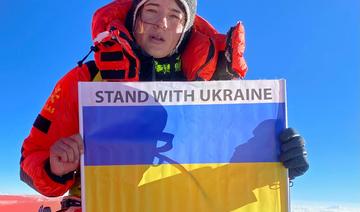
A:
[134, 0, 186, 58]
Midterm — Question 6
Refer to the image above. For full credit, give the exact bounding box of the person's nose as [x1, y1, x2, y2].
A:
[156, 16, 168, 30]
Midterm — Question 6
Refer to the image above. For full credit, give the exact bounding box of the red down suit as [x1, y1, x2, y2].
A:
[20, 0, 248, 197]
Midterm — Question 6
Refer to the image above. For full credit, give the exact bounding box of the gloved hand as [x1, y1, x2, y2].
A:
[92, 23, 140, 81]
[279, 128, 309, 179]
[211, 22, 248, 81]
[224, 22, 248, 79]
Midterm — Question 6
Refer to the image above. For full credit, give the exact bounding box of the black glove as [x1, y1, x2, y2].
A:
[279, 128, 309, 179]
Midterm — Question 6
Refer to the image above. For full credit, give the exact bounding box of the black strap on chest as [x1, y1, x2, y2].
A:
[84, 61, 100, 81]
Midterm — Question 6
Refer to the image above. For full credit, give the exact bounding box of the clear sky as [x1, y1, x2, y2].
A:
[0, 0, 359, 206]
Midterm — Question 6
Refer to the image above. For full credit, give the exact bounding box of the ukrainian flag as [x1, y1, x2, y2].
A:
[79, 80, 288, 212]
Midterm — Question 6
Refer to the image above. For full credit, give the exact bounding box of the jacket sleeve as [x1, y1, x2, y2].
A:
[92, 0, 132, 40]
[211, 22, 248, 80]
[20, 65, 88, 197]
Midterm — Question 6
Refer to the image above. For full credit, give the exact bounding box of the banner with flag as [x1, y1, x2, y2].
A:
[79, 80, 289, 212]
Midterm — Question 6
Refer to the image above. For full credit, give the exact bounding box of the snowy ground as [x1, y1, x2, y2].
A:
[1, 195, 359, 212]
[0, 195, 61, 211]
[292, 201, 360, 212]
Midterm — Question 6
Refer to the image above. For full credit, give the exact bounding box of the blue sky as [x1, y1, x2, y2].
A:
[0, 0, 359, 206]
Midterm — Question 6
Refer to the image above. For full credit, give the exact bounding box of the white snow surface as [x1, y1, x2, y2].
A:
[292, 202, 360, 212]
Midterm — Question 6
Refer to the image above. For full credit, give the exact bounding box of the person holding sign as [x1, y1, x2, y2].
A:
[20, 0, 309, 211]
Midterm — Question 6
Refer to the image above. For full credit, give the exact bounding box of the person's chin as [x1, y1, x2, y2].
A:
[146, 49, 169, 58]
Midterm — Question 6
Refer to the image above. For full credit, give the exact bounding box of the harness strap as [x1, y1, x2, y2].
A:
[84, 61, 101, 81]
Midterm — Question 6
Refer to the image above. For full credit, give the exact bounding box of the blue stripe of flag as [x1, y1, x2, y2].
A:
[83, 103, 285, 166]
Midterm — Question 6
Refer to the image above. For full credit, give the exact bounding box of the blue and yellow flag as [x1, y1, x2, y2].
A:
[79, 80, 289, 212]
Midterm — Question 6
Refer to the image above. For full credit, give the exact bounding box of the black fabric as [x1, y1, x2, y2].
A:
[225, 26, 234, 62]
[138, 55, 187, 81]
[280, 128, 300, 141]
[205, 38, 215, 64]
[20, 147, 24, 163]
[85, 61, 99, 81]
[138, 55, 154, 81]
[61, 197, 81, 210]
[119, 31, 133, 45]
[122, 50, 137, 78]
[33, 114, 51, 134]
[279, 128, 309, 179]
[155, 71, 186, 81]
[211, 51, 235, 80]
[124, 1, 137, 35]
[225, 26, 242, 78]
[102, 41, 116, 47]
[44, 159, 74, 184]
[154, 54, 186, 81]
[119, 31, 140, 53]
[100, 51, 124, 61]
[38, 206, 51, 212]
[100, 70, 126, 79]
[281, 136, 305, 152]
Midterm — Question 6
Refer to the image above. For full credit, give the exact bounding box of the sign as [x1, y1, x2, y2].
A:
[79, 80, 289, 212]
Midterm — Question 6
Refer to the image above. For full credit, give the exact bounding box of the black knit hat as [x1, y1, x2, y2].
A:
[131, 0, 197, 51]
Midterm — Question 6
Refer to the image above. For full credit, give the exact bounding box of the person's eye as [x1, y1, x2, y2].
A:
[169, 14, 181, 20]
[144, 8, 158, 14]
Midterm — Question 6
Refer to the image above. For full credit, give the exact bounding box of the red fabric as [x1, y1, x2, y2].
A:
[94, 24, 140, 81]
[92, 0, 132, 39]
[94, 39, 127, 71]
[20, 65, 92, 196]
[193, 15, 218, 37]
[213, 34, 227, 52]
[230, 22, 248, 78]
[181, 32, 219, 80]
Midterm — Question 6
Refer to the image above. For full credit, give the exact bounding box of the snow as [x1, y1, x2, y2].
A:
[0, 200, 18, 205]
[292, 202, 360, 212]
